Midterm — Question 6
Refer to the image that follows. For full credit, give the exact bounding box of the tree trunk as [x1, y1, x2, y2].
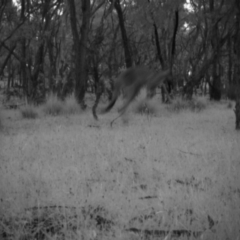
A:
[210, 61, 221, 100]
[227, 34, 233, 86]
[107, 23, 119, 97]
[20, 40, 29, 99]
[20, 0, 30, 101]
[235, 99, 240, 129]
[0, 45, 16, 77]
[170, 10, 179, 69]
[77, 0, 91, 108]
[47, 37, 56, 92]
[153, 23, 164, 69]
[162, 10, 178, 103]
[152, 17, 166, 102]
[31, 43, 44, 101]
[233, 0, 240, 88]
[209, 0, 222, 101]
[68, 0, 90, 109]
[92, 65, 104, 120]
[113, 0, 132, 68]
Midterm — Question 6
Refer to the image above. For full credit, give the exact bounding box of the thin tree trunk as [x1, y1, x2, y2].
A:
[227, 34, 233, 87]
[77, 0, 91, 108]
[68, 0, 90, 108]
[209, 0, 221, 100]
[31, 43, 44, 101]
[20, 0, 29, 101]
[113, 0, 132, 68]
[153, 23, 164, 69]
[0, 44, 16, 77]
[234, 0, 240, 87]
[170, 10, 179, 70]
[108, 22, 119, 96]
[235, 99, 240, 129]
[47, 33, 56, 92]
[210, 61, 221, 100]
[92, 64, 103, 120]
[20, 40, 28, 99]
[162, 9, 178, 102]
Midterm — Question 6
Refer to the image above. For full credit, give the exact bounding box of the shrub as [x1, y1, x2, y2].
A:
[227, 101, 233, 109]
[134, 100, 158, 116]
[189, 97, 207, 112]
[63, 95, 80, 115]
[170, 96, 207, 112]
[20, 104, 38, 119]
[227, 84, 240, 100]
[170, 97, 189, 112]
[42, 94, 63, 116]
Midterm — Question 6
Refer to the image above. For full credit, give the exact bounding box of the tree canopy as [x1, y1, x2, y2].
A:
[0, 0, 239, 107]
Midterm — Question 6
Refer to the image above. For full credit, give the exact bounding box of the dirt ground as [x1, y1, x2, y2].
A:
[0, 101, 240, 239]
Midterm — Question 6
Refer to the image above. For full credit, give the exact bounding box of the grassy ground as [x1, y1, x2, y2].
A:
[0, 97, 239, 240]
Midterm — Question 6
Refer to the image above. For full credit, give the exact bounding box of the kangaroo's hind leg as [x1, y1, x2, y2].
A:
[110, 84, 142, 127]
[118, 83, 142, 115]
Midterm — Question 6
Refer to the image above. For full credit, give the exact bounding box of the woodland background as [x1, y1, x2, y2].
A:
[0, 0, 240, 111]
[1, 1, 240, 239]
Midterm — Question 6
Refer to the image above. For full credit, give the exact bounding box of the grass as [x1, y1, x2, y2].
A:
[169, 96, 207, 112]
[133, 100, 158, 116]
[42, 93, 64, 116]
[39, 94, 81, 117]
[63, 94, 81, 115]
[0, 205, 115, 240]
[17, 94, 81, 120]
[20, 104, 39, 119]
[0, 99, 239, 240]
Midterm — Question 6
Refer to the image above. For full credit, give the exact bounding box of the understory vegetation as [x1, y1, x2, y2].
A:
[19, 94, 81, 119]
[19, 94, 210, 120]
[0, 99, 239, 240]
[1, 0, 240, 239]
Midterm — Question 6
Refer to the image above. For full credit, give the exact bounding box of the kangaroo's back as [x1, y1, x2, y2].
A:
[102, 66, 150, 114]
[147, 69, 170, 90]
[116, 66, 150, 88]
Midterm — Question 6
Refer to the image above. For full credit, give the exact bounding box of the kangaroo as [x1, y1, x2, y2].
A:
[101, 66, 170, 116]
